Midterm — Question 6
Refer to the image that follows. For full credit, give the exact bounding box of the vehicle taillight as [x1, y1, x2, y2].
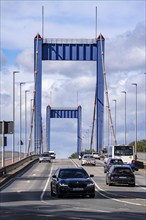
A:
[131, 160, 135, 164]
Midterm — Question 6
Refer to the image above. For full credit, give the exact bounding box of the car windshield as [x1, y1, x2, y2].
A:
[59, 169, 89, 179]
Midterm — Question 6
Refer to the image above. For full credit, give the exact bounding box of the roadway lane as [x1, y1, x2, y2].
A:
[0, 159, 146, 220]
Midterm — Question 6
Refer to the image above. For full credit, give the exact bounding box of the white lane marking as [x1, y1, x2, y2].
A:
[40, 164, 54, 201]
[74, 206, 111, 213]
[71, 159, 145, 206]
[92, 179, 142, 206]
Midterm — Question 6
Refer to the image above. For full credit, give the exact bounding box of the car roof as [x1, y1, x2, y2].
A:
[112, 165, 132, 168]
[59, 167, 84, 171]
[83, 154, 93, 156]
[109, 158, 123, 161]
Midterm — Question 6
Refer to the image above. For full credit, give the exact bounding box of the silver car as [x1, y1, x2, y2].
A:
[81, 154, 96, 166]
[39, 152, 51, 163]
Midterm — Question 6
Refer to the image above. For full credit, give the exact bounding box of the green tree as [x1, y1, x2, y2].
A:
[128, 139, 146, 152]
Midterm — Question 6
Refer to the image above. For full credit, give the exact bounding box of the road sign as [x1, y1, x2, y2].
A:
[0, 121, 14, 134]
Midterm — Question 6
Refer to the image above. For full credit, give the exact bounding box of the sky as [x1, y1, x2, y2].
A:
[0, 0, 146, 158]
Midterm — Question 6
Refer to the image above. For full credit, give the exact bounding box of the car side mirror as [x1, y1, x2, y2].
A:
[90, 174, 94, 177]
[52, 174, 57, 178]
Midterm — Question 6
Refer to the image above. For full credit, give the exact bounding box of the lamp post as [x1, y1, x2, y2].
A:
[30, 98, 34, 154]
[144, 73, 146, 140]
[19, 82, 25, 160]
[25, 90, 30, 156]
[12, 71, 19, 163]
[131, 83, 137, 158]
[121, 91, 127, 145]
[112, 99, 117, 144]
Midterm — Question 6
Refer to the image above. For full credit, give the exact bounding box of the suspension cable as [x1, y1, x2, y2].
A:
[99, 33, 117, 145]
[90, 34, 117, 151]
[26, 34, 39, 155]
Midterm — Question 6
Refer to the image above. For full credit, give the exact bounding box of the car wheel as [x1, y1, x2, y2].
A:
[39, 161, 41, 163]
[89, 194, 95, 198]
[51, 185, 55, 196]
[129, 183, 135, 187]
[106, 178, 108, 185]
[109, 182, 113, 186]
[56, 187, 62, 198]
[56, 192, 62, 198]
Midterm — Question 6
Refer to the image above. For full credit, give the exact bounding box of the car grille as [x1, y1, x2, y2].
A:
[68, 182, 87, 188]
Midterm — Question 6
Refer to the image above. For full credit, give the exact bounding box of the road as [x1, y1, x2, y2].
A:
[0, 159, 146, 220]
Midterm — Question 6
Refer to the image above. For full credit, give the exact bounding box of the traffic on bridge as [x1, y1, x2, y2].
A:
[0, 1, 146, 220]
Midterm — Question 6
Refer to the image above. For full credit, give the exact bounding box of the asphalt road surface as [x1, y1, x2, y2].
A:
[0, 159, 146, 220]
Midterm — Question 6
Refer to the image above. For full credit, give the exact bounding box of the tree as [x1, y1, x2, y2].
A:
[128, 139, 146, 152]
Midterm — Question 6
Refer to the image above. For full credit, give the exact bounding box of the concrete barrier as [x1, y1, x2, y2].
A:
[0, 155, 39, 187]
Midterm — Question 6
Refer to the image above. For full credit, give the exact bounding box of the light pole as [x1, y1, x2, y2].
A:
[131, 83, 137, 158]
[144, 73, 146, 140]
[121, 91, 127, 145]
[112, 99, 117, 144]
[19, 82, 25, 160]
[12, 71, 19, 163]
[25, 90, 30, 156]
[30, 98, 34, 154]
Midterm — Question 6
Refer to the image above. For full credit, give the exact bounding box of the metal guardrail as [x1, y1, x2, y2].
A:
[0, 155, 38, 177]
[43, 38, 96, 44]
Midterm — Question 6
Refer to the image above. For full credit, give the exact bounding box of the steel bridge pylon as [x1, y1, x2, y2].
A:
[46, 106, 82, 155]
[34, 34, 105, 154]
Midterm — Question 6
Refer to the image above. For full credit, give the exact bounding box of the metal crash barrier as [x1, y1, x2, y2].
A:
[0, 155, 38, 186]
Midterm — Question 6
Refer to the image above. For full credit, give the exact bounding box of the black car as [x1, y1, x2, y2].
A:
[104, 158, 124, 173]
[50, 167, 95, 198]
[106, 165, 135, 186]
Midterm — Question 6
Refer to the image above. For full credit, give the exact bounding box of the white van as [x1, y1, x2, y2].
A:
[49, 151, 56, 159]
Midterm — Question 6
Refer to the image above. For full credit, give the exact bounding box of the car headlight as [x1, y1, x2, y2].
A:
[59, 182, 68, 186]
[87, 182, 94, 186]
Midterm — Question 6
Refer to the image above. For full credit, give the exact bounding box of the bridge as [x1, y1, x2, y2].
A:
[25, 33, 116, 157]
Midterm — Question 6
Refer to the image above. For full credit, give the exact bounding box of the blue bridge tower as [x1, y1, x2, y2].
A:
[34, 34, 105, 154]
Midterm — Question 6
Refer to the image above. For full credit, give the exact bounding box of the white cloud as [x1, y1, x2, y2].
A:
[0, 0, 146, 157]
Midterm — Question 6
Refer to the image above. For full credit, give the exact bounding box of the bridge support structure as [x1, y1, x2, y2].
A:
[34, 34, 105, 154]
[46, 106, 82, 155]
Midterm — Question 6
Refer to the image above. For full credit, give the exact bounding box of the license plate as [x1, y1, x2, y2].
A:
[119, 177, 127, 179]
[73, 188, 83, 191]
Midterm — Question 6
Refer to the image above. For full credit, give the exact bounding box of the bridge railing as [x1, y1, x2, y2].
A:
[0, 155, 38, 178]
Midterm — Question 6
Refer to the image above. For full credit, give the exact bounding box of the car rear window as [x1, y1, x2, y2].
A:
[110, 159, 123, 164]
[84, 155, 94, 159]
[114, 167, 133, 174]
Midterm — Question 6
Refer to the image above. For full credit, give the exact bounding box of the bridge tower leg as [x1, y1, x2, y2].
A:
[77, 106, 82, 155]
[34, 34, 42, 154]
[96, 35, 105, 152]
[46, 106, 51, 151]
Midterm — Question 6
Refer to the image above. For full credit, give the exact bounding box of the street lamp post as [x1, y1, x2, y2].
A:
[121, 91, 127, 145]
[12, 71, 19, 163]
[131, 83, 137, 158]
[25, 90, 30, 156]
[19, 82, 25, 160]
[112, 99, 117, 144]
[144, 73, 146, 140]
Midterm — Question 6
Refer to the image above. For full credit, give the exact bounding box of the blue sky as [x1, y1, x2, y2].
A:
[0, 0, 146, 158]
